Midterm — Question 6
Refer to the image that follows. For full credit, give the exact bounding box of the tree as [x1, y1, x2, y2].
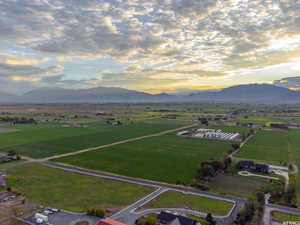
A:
[8, 150, 17, 157]
[87, 208, 105, 218]
[210, 160, 224, 172]
[136, 215, 157, 225]
[224, 157, 232, 169]
[205, 213, 216, 225]
[235, 199, 256, 225]
[232, 143, 240, 150]
[197, 164, 214, 179]
[256, 191, 265, 204]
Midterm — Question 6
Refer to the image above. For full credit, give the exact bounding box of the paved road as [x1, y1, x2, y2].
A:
[0, 160, 34, 170]
[112, 197, 244, 225]
[43, 161, 243, 203]
[42, 162, 245, 225]
[41, 124, 198, 161]
[263, 204, 300, 225]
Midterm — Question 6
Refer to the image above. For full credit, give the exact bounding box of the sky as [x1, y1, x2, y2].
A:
[1, 0, 300, 94]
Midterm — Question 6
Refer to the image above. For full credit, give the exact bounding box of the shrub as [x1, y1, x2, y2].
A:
[87, 208, 106, 218]
[136, 214, 157, 225]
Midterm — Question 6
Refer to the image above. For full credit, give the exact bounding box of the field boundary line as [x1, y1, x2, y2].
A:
[40, 124, 198, 161]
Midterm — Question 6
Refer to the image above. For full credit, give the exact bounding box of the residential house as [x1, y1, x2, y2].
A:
[255, 164, 270, 173]
[157, 211, 200, 225]
[237, 160, 270, 174]
[236, 160, 256, 170]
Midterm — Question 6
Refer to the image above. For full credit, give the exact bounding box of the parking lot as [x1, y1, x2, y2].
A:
[25, 209, 100, 225]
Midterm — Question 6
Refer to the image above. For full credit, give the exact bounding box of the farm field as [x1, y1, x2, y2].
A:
[142, 191, 234, 216]
[0, 122, 183, 158]
[54, 133, 234, 184]
[207, 125, 249, 133]
[236, 130, 289, 164]
[208, 174, 269, 197]
[287, 130, 300, 205]
[5, 163, 154, 213]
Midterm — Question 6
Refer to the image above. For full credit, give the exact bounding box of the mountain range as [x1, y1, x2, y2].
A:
[1, 84, 300, 103]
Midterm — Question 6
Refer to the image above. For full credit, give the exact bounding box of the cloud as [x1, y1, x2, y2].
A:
[0, 63, 64, 78]
[274, 76, 300, 89]
[2, 0, 300, 92]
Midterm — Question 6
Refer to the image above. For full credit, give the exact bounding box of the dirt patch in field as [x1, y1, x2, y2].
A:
[208, 174, 269, 197]
[0, 128, 18, 133]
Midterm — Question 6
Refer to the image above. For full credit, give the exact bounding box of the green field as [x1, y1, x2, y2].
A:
[0, 122, 182, 158]
[237, 129, 300, 205]
[5, 163, 153, 212]
[143, 191, 233, 216]
[272, 211, 300, 222]
[54, 132, 234, 184]
[0, 160, 24, 167]
[287, 130, 300, 205]
[236, 130, 289, 164]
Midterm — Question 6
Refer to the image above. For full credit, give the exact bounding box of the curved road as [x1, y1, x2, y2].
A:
[43, 162, 245, 225]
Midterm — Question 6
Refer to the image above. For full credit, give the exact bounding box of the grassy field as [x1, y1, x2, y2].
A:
[208, 174, 268, 197]
[54, 132, 234, 184]
[0, 122, 182, 158]
[287, 130, 300, 205]
[0, 160, 24, 167]
[5, 163, 153, 213]
[236, 129, 300, 205]
[236, 130, 289, 164]
[207, 125, 249, 134]
[272, 211, 300, 222]
[143, 191, 233, 216]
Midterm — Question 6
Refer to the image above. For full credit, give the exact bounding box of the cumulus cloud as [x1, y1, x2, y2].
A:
[0, 63, 64, 78]
[2, 0, 300, 92]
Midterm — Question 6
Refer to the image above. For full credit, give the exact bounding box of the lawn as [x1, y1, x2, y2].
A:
[0, 122, 182, 158]
[54, 133, 233, 184]
[208, 174, 269, 197]
[143, 191, 233, 216]
[236, 130, 289, 164]
[272, 211, 300, 222]
[5, 163, 153, 213]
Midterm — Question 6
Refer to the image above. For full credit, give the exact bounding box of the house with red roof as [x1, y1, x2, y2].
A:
[97, 219, 127, 225]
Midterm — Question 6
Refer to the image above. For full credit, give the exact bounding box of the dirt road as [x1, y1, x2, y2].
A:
[41, 123, 198, 161]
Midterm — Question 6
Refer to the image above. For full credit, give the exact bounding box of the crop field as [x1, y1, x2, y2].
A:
[143, 191, 234, 216]
[207, 125, 249, 133]
[0, 122, 182, 158]
[236, 130, 289, 164]
[287, 130, 300, 205]
[5, 163, 154, 213]
[54, 132, 234, 184]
